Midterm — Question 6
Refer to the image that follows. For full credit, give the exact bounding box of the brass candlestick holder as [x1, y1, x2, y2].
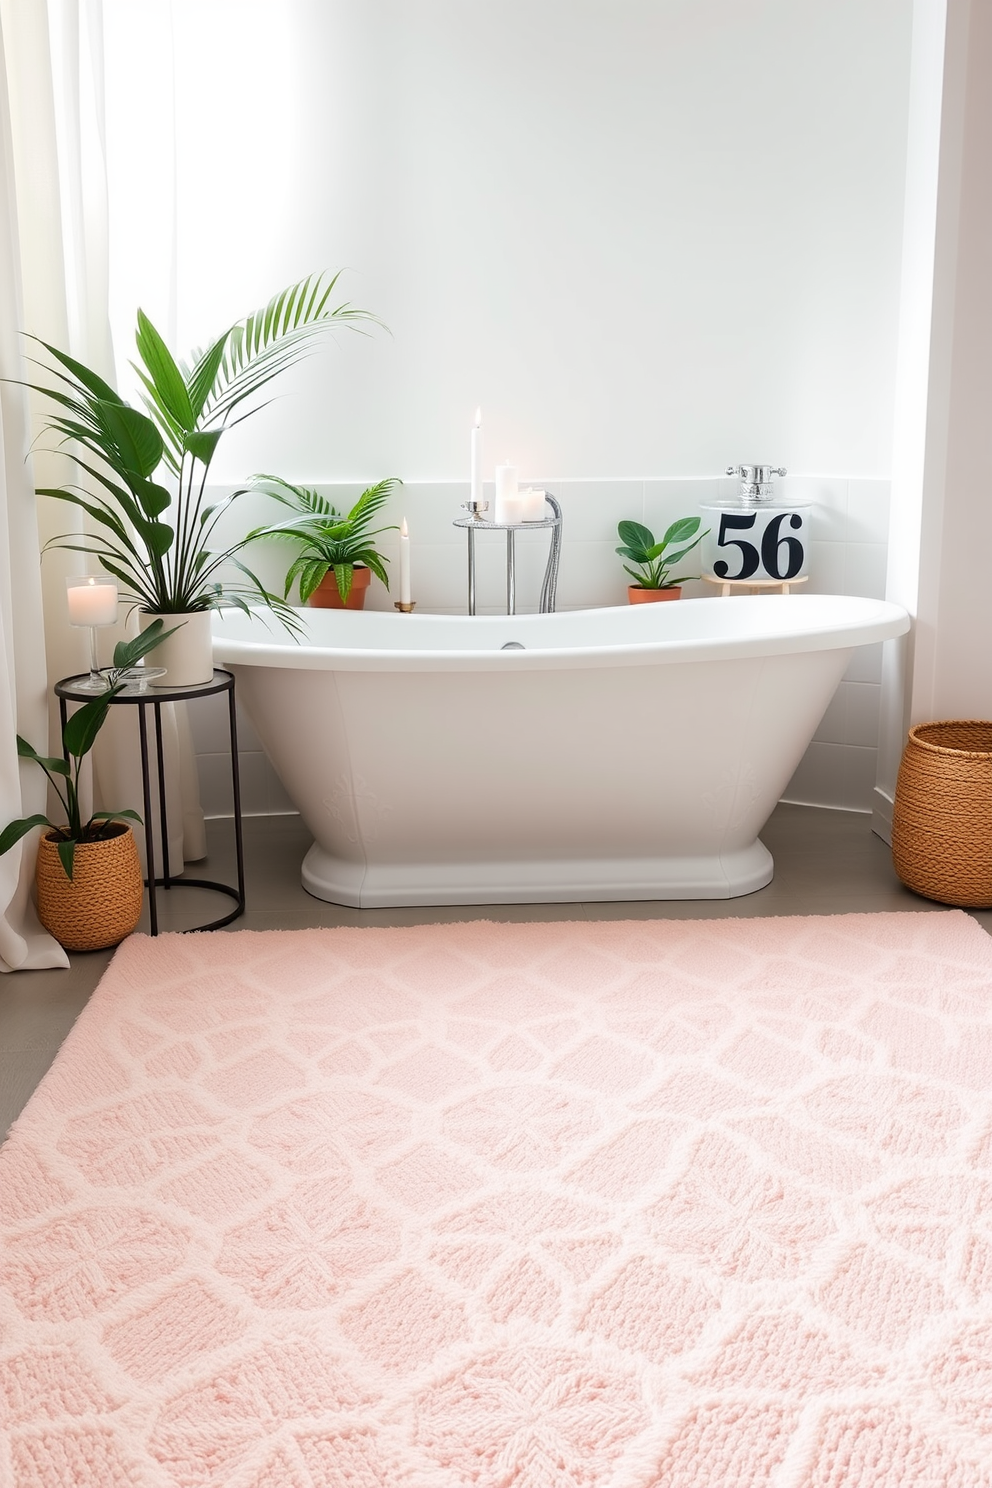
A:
[394, 600, 416, 614]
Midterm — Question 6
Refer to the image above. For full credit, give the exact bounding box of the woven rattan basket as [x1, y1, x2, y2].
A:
[36, 824, 143, 952]
[892, 721, 992, 907]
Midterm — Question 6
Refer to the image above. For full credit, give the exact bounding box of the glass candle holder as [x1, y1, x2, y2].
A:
[66, 575, 118, 692]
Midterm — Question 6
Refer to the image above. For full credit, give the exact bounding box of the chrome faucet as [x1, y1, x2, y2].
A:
[726, 463, 787, 504]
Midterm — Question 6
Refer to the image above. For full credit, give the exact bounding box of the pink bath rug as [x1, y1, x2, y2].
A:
[2, 911, 992, 1486]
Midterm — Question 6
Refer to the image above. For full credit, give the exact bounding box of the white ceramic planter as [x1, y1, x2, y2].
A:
[140, 610, 214, 687]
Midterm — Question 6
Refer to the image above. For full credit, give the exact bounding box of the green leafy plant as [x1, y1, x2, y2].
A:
[0, 622, 173, 880]
[616, 516, 709, 589]
[249, 475, 400, 604]
[20, 272, 380, 627]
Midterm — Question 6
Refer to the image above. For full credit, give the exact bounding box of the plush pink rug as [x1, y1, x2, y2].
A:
[2, 912, 992, 1486]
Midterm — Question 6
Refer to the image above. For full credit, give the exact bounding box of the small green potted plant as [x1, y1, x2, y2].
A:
[616, 516, 709, 603]
[249, 475, 400, 609]
[19, 272, 381, 682]
[0, 622, 172, 951]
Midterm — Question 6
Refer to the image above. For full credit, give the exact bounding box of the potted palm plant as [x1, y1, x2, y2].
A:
[616, 516, 709, 603]
[249, 476, 400, 609]
[22, 272, 380, 683]
[0, 622, 172, 950]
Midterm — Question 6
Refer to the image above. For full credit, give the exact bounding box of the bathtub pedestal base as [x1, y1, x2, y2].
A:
[300, 839, 774, 908]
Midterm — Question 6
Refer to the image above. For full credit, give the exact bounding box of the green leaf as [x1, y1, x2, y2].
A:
[134, 517, 175, 558]
[26, 337, 124, 405]
[131, 366, 183, 475]
[616, 520, 654, 557]
[131, 479, 172, 519]
[0, 815, 53, 856]
[658, 541, 703, 570]
[362, 552, 390, 588]
[661, 516, 702, 546]
[62, 695, 116, 761]
[88, 809, 142, 826]
[18, 381, 103, 429]
[185, 429, 222, 465]
[333, 563, 353, 602]
[16, 736, 70, 775]
[41, 468, 147, 541]
[110, 619, 179, 670]
[36, 485, 134, 553]
[92, 400, 164, 478]
[135, 309, 195, 431]
[57, 837, 75, 881]
[296, 559, 329, 603]
[186, 331, 231, 421]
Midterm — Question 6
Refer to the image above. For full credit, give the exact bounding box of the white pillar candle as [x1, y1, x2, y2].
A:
[494, 462, 518, 524]
[66, 575, 118, 627]
[399, 517, 411, 604]
[500, 494, 527, 525]
[520, 488, 547, 522]
[471, 408, 483, 505]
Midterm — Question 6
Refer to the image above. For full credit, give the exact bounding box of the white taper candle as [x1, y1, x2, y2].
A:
[470, 408, 483, 505]
[399, 517, 411, 604]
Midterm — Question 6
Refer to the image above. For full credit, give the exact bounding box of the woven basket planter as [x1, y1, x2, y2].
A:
[36, 824, 143, 952]
[892, 721, 992, 907]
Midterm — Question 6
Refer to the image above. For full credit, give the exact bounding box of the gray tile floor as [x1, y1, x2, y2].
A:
[1, 804, 984, 1137]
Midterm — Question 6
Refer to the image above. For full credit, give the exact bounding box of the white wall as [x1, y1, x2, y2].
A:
[104, 0, 912, 484]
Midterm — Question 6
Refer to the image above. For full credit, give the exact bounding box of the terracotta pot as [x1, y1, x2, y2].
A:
[308, 566, 372, 610]
[139, 609, 214, 686]
[627, 585, 682, 604]
[36, 824, 143, 952]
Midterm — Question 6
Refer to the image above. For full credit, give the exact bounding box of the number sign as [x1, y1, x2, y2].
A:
[702, 505, 810, 583]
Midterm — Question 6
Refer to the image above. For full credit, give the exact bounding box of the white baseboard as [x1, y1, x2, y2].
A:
[778, 795, 870, 815]
[871, 786, 894, 844]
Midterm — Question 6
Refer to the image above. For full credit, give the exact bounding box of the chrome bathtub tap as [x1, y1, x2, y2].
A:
[726, 464, 787, 504]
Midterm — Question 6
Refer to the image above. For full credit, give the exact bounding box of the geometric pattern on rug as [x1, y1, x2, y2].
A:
[2, 910, 992, 1487]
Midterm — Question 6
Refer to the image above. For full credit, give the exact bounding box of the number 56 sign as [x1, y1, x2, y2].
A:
[700, 503, 811, 583]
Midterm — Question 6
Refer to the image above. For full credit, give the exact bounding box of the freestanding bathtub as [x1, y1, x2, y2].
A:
[212, 595, 909, 907]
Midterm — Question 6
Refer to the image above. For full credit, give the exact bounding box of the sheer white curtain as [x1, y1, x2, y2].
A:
[0, 0, 204, 973]
[0, 5, 69, 971]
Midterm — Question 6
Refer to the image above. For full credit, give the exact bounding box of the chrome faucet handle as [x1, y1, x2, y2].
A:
[726, 463, 788, 503]
[726, 464, 788, 481]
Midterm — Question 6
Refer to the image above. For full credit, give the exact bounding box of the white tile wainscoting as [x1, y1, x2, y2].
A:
[191, 476, 890, 824]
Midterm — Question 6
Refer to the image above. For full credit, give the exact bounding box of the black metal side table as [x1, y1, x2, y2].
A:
[55, 668, 245, 935]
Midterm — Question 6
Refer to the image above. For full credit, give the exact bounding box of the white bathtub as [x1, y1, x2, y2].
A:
[212, 596, 909, 907]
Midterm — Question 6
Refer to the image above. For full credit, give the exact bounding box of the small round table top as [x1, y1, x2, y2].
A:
[54, 668, 234, 705]
[453, 515, 561, 531]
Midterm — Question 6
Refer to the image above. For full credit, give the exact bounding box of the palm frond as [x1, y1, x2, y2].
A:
[250, 473, 337, 519]
[195, 271, 384, 425]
